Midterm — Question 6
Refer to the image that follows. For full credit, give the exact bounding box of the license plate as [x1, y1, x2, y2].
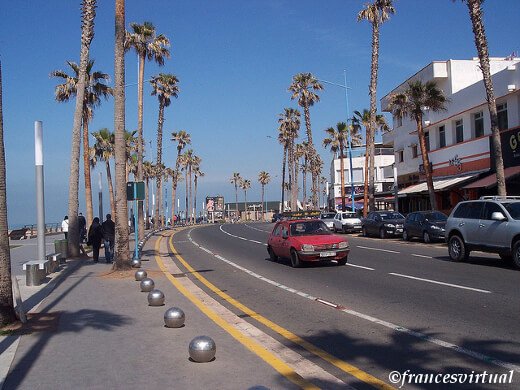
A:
[320, 251, 336, 257]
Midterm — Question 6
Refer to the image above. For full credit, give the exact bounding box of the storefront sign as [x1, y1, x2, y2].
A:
[490, 126, 520, 170]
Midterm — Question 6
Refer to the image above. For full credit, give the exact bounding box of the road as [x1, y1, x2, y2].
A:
[168, 222, 519, 389]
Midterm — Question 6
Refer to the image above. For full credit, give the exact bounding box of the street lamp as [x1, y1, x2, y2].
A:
[318, 70, 356, 212]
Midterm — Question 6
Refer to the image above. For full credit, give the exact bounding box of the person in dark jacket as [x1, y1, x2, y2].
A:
[78, 212, 87, 243]
[87, 217, 104, 263]
[102, 214, 115, 263]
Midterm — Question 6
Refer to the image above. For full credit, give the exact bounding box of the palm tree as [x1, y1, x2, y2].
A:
[277, 123, 292, 211]
[461, 0, 506, 195]
[143, 160, 154, 227]
[150, 72, 180, 226]
[310, 152, 323, 208]
[113, 0, 129, 269]
[278, 108, 300, 212]
[171, 130, 191, 225]
[240, 178, 251, 221]
[170, 169, 183, 223]
[51, 60, 112, 227]
[258, 171, 271, 221]
[295, 142, 311, 208]
[358, 0, 395, 213]
[180, 149, 194, 224]
[154, 162, 165, 226]
[230, 172, 242, 219]
[320, 176, 328, 210]
[92, 128, 115, 215]
[0, 62, 16, 324]
[352, 109, 389, 216]
[193, 163, 204, 221]
[58, 0, 97, 257]
[323, 122, 349, 211]
[388, 80, 449, 210]
[288, 73, 323, 207]
[125, 21, 171, 238]
[124, 130, 138, 182]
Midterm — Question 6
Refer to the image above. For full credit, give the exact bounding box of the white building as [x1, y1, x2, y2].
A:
[328, 145, 394, 210]
[381, 56, 520, 214]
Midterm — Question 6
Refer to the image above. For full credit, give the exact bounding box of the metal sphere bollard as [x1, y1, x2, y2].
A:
[164, 307, 185, 328]
[131, 258, 141, 268]
[135, 270, 147, 281]
[140, 278, 155, 292]
[189, 336, 216, 363]
[148, 289, 165, 306]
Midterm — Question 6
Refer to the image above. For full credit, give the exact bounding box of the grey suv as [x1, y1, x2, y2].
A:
[445, 196, 520, 268]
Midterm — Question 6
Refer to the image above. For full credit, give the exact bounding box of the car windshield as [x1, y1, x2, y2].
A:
[342, 213, 356, 218]
[379, 212, 404, 220]
[425, 212, 447, 221]
[290, 220, 332, 236]
[501, 202, 520, 220]
[320, 213, 336, 219]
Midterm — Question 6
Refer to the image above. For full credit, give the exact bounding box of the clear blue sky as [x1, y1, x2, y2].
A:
[1, 0, 519, 227]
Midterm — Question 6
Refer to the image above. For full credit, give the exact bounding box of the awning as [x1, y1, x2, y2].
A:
[399, 174, 478, 196]
[462, 166, 520, 189]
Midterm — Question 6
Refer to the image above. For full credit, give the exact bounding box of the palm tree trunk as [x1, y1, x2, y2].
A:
[136, 53, 145, 240]
[261, 184, 265, 221]
[303, 102, 318, 208]
[340, 149, 346, 211]
[235, 183, 239, 219]
[416, 117, 437, 210]
[82, 116, 93, 224]
[68, 0, 96, 258]
[194, 176, 198, 222]
[106, 161, 115, 215]
[189, 165, 193, 224]
[0, 61, 16, 324]
[368, 20, 380, 212]
[171, 175, 176, 223]
[294, 159, 299, 210]
[302, 157, 307, 208]
[114, 0, 130, 269]
[290, 139, 298, 211]
[466, 0, 506, 195]
[363, 141, 370, 217]
[154, 102, 165, 229]
[244, 190, 248, 221]
[185, 169, 188, 222]
[281, 147, 287, 211]
[145, 177, 149, 227]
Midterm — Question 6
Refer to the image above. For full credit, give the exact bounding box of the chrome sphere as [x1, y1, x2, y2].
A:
[140, 278, 155, 292]
[164, 307, 185, 328]
[135, 270, 147, 281]
[147, 289, 165, 306]
[189, 336, 216, 363]
[131, 258, 141, 268]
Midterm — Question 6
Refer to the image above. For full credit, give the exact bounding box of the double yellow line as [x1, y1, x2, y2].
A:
[155, 231, 393, 390]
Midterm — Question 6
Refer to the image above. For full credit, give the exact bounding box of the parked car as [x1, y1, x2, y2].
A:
[271, 213, 283, 223]
[333, 212, 363, 233]
[445, 196, 520, 268]
[403, 211, 447, 243]
[320, 212, 337, 231]
[361, 211, 405, 238]
[267, 219, 350, 267]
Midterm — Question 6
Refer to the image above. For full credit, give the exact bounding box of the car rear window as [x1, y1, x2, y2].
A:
[425, 212, 447, 221]
[502, 202, 520, 220]
[321, 213, 336, 219]
[290, 221, 331, 236]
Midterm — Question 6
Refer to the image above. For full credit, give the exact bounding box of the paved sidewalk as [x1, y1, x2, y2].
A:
[0, 231, 302, 390]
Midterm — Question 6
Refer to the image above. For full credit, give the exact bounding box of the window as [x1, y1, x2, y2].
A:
[497, 103, 508, 130]
[397, 150, 404, 163]
[352, 168, 363, 183]
[453, 202, 484, 219]
[411, 144, 418, 158]
[474, 111, 484, 138]
[439, 125, 446, 148]
[424, 131, 430, 152]
[482, 202, 505, 220]
[455, 119, 464, 143]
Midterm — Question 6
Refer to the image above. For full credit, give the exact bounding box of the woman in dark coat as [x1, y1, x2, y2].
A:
[87, 217, 104, 263]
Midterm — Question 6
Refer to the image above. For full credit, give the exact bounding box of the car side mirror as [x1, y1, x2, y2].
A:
[282, 231, 289, 239]
[491, 212, 506, 221]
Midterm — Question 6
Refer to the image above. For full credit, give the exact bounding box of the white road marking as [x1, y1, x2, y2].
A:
[345, 263, 375, 271]
[184, 229, 519, 372]
[389, 273, 491, 294]
[245, 223, 272, 233]
[220, 225, 268, 246]
[356, 245, 400, 254]
[411, 254, 433, 259]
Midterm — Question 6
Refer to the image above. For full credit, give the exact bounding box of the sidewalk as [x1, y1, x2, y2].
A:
[0, 230, 304, 390]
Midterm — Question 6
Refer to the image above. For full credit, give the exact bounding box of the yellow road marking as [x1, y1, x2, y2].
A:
[168, 231, 394, 390]
[154, 234, 319, 390]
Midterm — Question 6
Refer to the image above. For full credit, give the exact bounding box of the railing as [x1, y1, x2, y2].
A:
[9, 223, 63, 239]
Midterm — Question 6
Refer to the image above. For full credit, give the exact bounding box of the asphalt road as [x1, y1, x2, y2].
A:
[168, 222, 519, 389]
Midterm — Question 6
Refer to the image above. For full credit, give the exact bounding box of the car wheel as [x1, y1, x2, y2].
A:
[267, 246, 278, 262]
[333, 226, 338, 233]
[379, 228, 386, 239]
[337, 257, 347, 266]
[423, 231, 431, 244]
[513, 241, 520, 269]
[448, 235, 468, 262]
[290, 249, 301, 268]
[402, 229, 409, 241]
[362, 227, 367, 237]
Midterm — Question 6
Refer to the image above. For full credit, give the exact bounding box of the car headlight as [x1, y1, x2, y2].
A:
[430, 225, 441, 230]
[384, 223, 395, 228]
[301, 244, 314, 252]
[338, 241, 349, 249]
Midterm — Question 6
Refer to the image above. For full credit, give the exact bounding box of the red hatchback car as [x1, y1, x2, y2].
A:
[267, 219, 350, 267]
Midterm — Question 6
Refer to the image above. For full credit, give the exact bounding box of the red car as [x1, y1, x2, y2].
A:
[267, 219, 350, 268]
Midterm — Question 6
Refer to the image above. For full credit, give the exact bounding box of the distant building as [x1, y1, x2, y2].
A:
[328, 144, 395, 211]
[381, 56, 520, 214]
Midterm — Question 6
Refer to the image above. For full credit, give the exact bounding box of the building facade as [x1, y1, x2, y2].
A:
[381, 57, 520, 214]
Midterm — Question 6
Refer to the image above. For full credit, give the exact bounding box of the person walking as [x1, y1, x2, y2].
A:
[87, 217, 104, 263]
[78, 212, 87, 243]
[102, 214, 115, 263]
[61, 216, 69, 239]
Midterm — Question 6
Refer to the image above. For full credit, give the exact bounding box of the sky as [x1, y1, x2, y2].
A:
[1, 0, 519, 227]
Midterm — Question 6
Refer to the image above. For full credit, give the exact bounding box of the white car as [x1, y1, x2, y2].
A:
[319, 212, 336, 231]
[333, 212, 363, 233]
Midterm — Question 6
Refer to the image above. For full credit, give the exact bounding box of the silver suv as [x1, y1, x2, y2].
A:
[445, 196, 520, 268]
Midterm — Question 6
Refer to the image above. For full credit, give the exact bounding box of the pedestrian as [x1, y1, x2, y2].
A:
[78, 212, 87, 243]
[102, 214, 115, 263]
[87, 217, 104, 263]
[61, 216, 69, 239]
